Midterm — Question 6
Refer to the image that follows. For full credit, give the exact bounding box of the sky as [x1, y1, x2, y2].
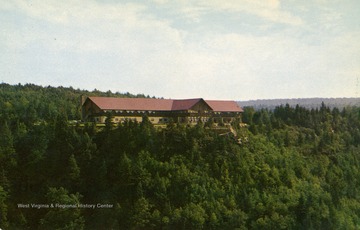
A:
[0, 0, 359, 100]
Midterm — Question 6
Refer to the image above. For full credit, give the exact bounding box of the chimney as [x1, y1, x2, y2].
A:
[80, 95, 87, 106]
[80, 95, 87, 121]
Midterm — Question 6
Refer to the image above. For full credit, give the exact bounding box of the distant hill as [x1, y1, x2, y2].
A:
[238, 98, 360, 110]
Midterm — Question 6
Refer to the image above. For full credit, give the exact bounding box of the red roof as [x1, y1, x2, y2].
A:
[172, 98, 203, 110]
[206, 100, 244, 112]
[88, 97, 173, 111]
[87, 97, 242, 112]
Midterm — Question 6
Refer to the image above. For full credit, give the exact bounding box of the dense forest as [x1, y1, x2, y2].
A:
[1, 83, 360, 229]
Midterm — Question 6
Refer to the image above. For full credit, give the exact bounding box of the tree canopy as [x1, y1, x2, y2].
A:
[0, 83, 359, 229]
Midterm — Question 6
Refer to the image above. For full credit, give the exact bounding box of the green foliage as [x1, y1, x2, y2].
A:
[39, 187, 84, 230]
[0, 186, 8, 229]
[1, 83, 360, 229]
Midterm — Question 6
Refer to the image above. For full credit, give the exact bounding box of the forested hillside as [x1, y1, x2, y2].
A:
[0, 83, 151, 123]
[1, 83, 360, 229]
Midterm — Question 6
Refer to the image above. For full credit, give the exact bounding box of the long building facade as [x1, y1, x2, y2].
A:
[81, 96, 243, 125]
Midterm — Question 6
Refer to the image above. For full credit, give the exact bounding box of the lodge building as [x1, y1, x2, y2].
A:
[81, 96, 243, 125]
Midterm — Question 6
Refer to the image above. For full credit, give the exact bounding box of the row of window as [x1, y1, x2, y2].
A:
[102, 110, 240, 115]
[94, 116, 235, 124]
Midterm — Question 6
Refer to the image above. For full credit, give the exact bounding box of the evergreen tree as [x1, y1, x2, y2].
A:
[39, 187, 84, 229]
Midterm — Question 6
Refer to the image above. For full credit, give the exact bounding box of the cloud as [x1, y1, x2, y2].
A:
[0, 0, 191, 93]
[208, 0, 303, 25]
[1, 0, 186, 53]
[152, 0, 303, 26]
[1, 0, 359, 99]
[10, 0, 145, 25]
